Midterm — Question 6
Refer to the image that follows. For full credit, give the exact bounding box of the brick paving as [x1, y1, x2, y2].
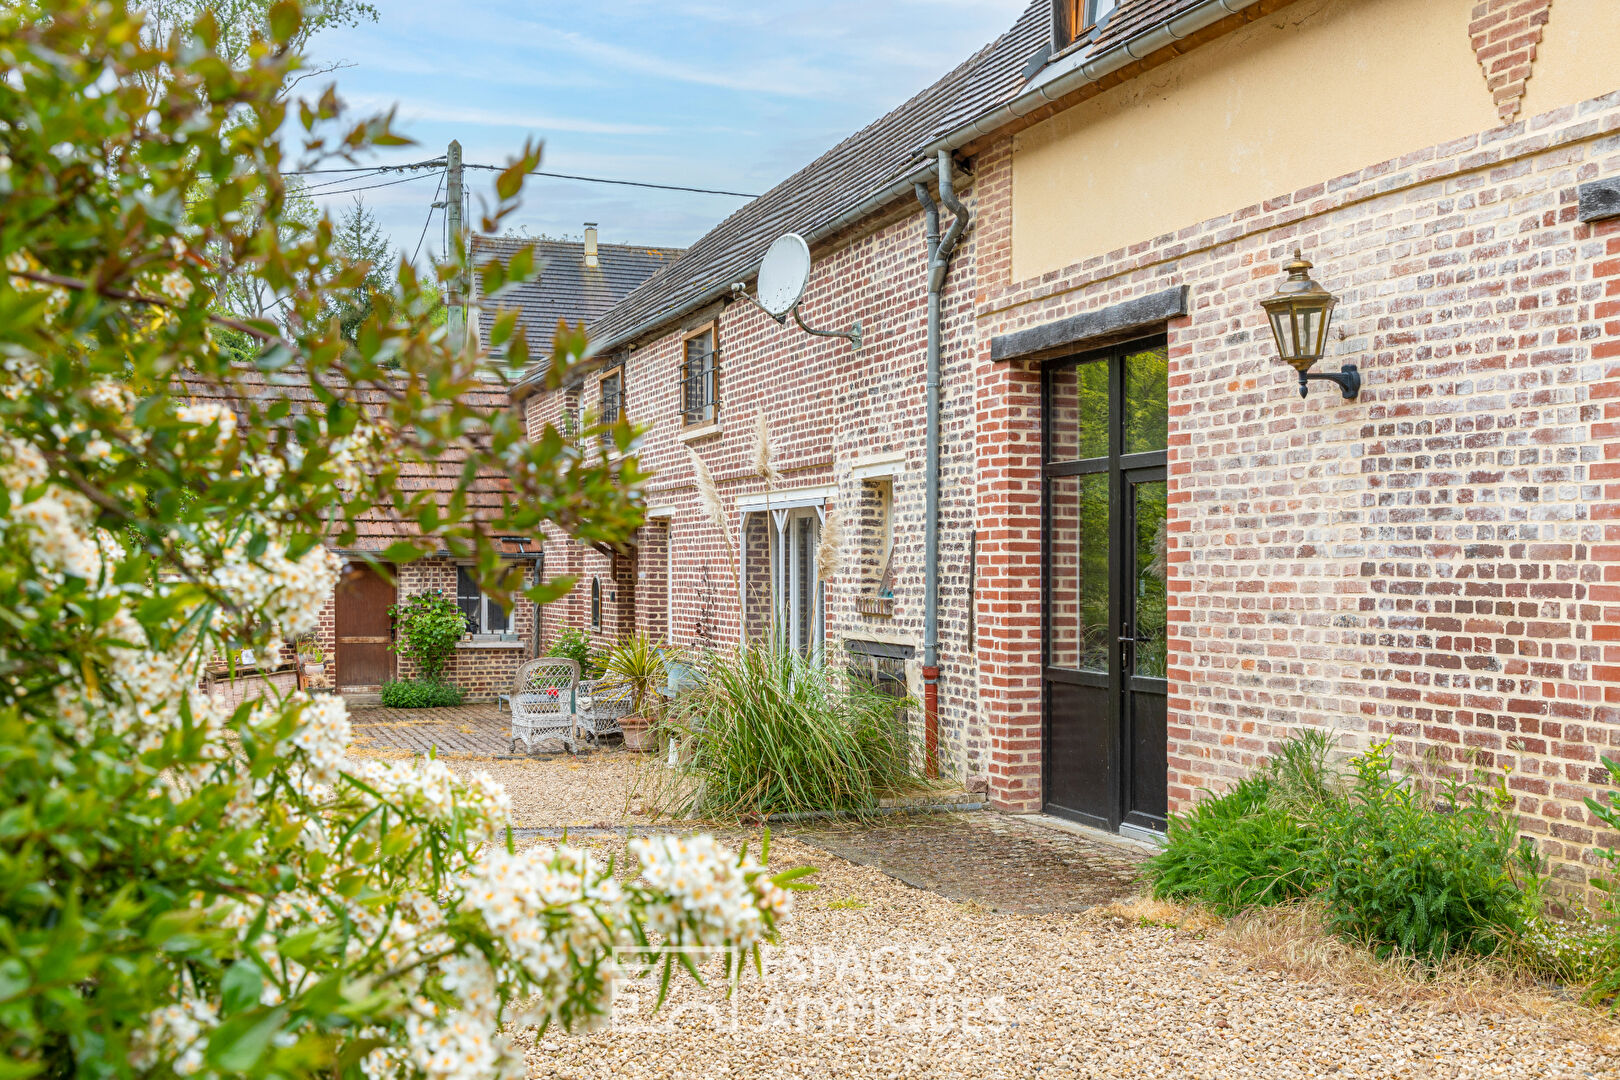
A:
[349, 704, 517, 757]
[787, 813, 1147, 914]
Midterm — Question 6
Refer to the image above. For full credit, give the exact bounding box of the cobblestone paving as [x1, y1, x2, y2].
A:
[787, 812, 1147, 913]
[349, 704, 517, 757]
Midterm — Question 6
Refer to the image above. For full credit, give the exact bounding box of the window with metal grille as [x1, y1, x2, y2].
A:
[599, 369, 622, 443]
[456, 565, 510, 635]
[591, 577, 602, 629]
[680, 323, 718, 426]
[846, 639, 913, 712]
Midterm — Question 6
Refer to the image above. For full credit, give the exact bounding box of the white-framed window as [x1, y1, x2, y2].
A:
[771, 506, 823, 655]
[456, 565, 511, 635]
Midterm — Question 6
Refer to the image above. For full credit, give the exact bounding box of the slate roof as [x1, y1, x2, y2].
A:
[471, 234, 683, 349]
[580, 0, 1223, 355]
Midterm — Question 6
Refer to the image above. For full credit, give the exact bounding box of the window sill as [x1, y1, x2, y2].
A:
[458, 639, 524, 650]
[678, 421, 722, 444]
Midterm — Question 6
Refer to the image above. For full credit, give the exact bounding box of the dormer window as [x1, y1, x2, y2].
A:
[1055, 0, 1118, 50]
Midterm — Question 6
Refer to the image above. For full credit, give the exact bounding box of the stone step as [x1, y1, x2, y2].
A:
[341, 690, 382, 707]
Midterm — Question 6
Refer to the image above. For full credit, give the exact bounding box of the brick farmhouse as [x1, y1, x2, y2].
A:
[467, 0, 1620, 882]
[312, 231, 680, 700]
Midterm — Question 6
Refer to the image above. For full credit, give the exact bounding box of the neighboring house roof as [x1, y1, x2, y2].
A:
[579, 0, 1051, 355]
[184, 372, 516, 550]
[471, 234, 683, 350]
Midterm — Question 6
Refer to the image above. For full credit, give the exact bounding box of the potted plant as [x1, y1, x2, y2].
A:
[298, 640, 326, 678]
[599, 634, 669, 752]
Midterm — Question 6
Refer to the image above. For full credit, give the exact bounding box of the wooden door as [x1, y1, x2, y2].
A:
[335, 561, 395, 689]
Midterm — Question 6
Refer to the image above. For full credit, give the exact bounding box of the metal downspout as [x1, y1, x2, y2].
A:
[916, 149, 969, 778]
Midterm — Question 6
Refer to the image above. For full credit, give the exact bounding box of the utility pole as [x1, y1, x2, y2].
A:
[445, 139, 464, 343]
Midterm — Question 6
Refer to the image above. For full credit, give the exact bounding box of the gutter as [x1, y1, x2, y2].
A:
[922, 0, 1268, 155]
[914, 150, 969, 780]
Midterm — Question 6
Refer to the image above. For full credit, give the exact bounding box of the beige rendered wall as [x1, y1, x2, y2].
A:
[1010, 0, 1501, 281]
[1519, 0, 1620, 118]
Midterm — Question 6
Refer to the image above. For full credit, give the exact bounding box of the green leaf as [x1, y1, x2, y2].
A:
[220, 960, 263, 1016]
[268, 0, 302, 43]
[206, 1007, 286, 1072]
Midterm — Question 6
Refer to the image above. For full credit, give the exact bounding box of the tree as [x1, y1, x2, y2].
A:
[0, 2, 802, 1077]
[137, 0, 381, 100]
[321, 196, 395, 347]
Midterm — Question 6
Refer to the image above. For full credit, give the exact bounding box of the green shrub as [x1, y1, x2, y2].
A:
[1571, 756, 1620, 1005]
[389, 590, 467, 682]
[1148, 730, 1540, 966]
[546, 626, 603, 678]
[1148, 731, 1335, 914]
[1148, 774, 1320, 915]
[379, 679, 466, 708]
[670, 642, 923, 818]
[1314, 740, 1536, 963]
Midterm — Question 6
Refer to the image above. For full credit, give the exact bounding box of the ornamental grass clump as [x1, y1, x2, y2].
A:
[669, 641, 924, 819]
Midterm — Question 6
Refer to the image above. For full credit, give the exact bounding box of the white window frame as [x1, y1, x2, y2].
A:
[456, 564, 511, 637]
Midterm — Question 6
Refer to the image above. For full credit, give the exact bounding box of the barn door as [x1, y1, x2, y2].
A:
[335, 561, 395, 689]
[1043, 338, 1168, 836]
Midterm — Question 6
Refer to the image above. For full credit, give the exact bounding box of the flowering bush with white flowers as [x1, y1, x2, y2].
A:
[0, 3, 798, 1077]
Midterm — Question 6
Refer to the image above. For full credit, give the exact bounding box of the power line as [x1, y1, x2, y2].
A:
[461, 162, 758, 198]
[302, 170, 445, 201]
[412, 170, 446, 265]
[283, 159, 443, 176]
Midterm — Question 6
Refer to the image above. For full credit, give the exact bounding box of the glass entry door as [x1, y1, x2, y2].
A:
[1042, 337, 1169, 834]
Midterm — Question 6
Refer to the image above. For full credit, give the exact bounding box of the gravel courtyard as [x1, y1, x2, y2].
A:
[519, 834, 1619, 1080]
[345, 710, 1620, 1078]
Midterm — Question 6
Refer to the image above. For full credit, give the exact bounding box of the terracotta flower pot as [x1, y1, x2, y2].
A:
[620, 715, 654, 752]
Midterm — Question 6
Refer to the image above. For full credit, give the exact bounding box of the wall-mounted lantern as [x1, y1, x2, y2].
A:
[1261, 250, 1359, 400]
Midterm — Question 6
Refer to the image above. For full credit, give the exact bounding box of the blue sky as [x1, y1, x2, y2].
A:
[301, 0, 1029, 260]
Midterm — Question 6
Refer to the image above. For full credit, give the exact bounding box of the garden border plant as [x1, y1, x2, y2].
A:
[664, 639, 927, 820]
[388, 588, 466, 684]
[0, 4, 806, 1075]
[1146, 730, 1620, 1004]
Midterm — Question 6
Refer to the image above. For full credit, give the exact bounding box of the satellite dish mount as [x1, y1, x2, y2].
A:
[731, 233, 862, 351]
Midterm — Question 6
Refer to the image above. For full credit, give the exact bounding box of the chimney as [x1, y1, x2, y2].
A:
[583, 222, 599, 268]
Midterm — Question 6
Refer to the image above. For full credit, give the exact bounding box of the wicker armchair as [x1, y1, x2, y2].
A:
[509, 658, 581, 754]
[576, 679, 634, 746]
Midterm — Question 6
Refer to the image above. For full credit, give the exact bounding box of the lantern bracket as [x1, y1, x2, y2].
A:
[1299, 364, 1361, 400]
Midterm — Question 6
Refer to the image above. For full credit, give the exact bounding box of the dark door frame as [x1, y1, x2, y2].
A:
[1040, 334, 1170, 834]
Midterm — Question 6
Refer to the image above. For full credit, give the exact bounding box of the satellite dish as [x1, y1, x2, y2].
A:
[755, 233, 811, 318]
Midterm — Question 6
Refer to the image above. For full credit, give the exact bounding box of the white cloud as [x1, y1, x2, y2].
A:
[341, 92, 667, 135]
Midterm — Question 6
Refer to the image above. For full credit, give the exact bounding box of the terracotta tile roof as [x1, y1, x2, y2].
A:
[583, 1, 1051, 352]
[181, 372, 518, 550]
[471, 234, 682, 350]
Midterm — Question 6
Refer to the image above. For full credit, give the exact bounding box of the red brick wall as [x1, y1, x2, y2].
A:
[521, 193, 985, 777]
[318, 554, 537, 700]
[1469, 0, 1554, 122]
[974, 92, 1620, 882]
